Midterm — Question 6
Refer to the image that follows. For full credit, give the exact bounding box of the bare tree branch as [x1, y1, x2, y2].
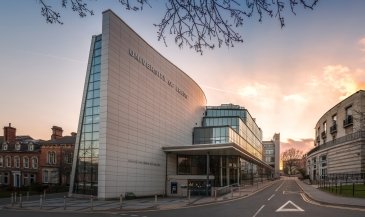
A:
[282, 147, 304, 175]
[37, 0, 319, 54]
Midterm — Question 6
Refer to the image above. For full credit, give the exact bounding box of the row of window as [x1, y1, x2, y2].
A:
[316, 105, 353, 142]
[0, 156, 38, 169]
[0, 172, 36, 186]
[0, 152, 72, 168]
[2, 143, 34, 151]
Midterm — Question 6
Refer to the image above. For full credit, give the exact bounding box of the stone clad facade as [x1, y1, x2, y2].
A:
[307, 90, 365, 180]
[70, 10, 206, 199]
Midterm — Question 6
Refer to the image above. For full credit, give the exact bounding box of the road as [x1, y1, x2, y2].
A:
[0, 178, 364, 217]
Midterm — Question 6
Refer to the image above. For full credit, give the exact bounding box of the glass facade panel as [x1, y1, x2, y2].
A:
[73, 35, 101, 196]
[194, 105, 264, 160]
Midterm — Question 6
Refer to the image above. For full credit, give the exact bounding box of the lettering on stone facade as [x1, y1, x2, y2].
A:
[128, 159, 161, 167]
[129, 49, 188, 100]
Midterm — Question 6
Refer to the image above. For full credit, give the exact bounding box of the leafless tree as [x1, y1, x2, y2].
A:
[37, 0, 319, 54]
[281, 147, 304, 175]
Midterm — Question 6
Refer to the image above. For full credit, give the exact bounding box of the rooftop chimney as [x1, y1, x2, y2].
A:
[3, 123, 16, 144]
[71, 132, 77, 137]
[51, 126, 63, 140]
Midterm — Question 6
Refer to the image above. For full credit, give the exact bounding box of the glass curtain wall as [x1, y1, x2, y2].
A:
[73, 35, 101, 195]
[177, 155, 266, 187]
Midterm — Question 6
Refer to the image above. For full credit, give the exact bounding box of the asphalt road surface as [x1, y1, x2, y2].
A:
[1, 178, 364, 217]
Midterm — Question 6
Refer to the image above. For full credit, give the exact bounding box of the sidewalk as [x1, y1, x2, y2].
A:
[1, 180, 276, 212]
[296, 179, 365, 208]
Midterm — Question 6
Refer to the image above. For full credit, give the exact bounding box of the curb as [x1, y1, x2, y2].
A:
[295, 180, 365, 210]
[2, 181, 278, 213]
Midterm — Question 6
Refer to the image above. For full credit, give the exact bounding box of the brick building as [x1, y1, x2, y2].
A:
[0, 123, 40, 188]
[39, 126, 76, 186]
[0, 124, 76, 189]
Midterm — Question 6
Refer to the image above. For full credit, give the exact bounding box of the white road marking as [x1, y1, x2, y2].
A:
[276, 200, 304, 212]
[252, 205, 265, 217]
[275, 181, 285, 192]
[267, 194, 275, 201]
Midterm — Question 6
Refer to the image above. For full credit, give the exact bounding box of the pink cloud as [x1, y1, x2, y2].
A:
[281, 138, 314, 154]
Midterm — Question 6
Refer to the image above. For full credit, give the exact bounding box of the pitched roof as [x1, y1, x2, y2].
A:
[40, 136, 76, 145]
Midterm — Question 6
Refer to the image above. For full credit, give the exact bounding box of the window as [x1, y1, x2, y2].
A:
[2, 172, 9, 185]
[344, 106, 353, 127]
[345, 106, 352, 117]
[22, 173, 28, 186]
[265, 156, 273, 162]
[323, 122, 327, 133]
[14, 156, 20, 168]
[47, 151, 56, 164]
[28, 143, 34, 151]
[265, 150, 274, 155]
[332, 114, 337, 123]
[31, 157, 38, 169]
[5, 156, 11, 167]
[43, 169, 59, 184]
[23, 157, 29, 168]
[43, 170, 49, 183]
[15, 142, 21, 151]
[65, 152, 73, 164]
[0, 156, 3, 167]
[30, 174, 36, 184]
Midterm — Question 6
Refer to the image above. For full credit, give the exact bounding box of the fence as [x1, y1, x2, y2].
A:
[307, 131, 365, 156]
[318, 173, 365, 197]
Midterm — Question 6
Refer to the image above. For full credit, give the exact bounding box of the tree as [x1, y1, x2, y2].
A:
[281, 147, 303, 176]
[37, 0, 319, 54]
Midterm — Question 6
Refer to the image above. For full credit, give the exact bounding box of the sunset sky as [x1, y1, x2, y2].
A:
[1, 0, 365, 154]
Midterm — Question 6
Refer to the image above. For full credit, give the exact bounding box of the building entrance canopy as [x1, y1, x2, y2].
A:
[163, 143, 273, 171]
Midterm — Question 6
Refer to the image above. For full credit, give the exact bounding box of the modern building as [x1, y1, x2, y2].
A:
[306, 90, 365, 181]
[263, 133, 280, 178]
[69, 10, 273, 199]
[163, 104, 273, 197]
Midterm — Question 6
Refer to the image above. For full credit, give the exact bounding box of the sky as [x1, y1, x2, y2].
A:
[1, 0, 365, 154]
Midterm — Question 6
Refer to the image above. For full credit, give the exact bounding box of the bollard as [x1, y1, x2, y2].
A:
[188, 190, 191, 203]
[63, 196, 66, 210]
[19, 194, 22, 208]
[40, 195, 43, 209]
[14, 192, 17, 203]
[27, 191, 29, 201]
[231, 188, 233, 198]
[119, 194, 123, 209]
[90, 196, 94, 211]
[214, 190, 217, 201]
[43, 189, 46, 201]
[239, 187, 241, 197]
[154, 195, 157, 204]
[11, 192, 14, 207]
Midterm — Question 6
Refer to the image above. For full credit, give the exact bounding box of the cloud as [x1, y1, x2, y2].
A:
[283, 94, 307, 103]
[322, 65, 365, 99]
[359, 37, 365, 52]
[281, 138, 314, 154]
[238, 83, 268, 98]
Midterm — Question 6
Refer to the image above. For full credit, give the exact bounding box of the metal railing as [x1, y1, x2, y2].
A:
[318, 173, 365, 197]
[215, 183, 240, 196]
[307, 131, 365, 156]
